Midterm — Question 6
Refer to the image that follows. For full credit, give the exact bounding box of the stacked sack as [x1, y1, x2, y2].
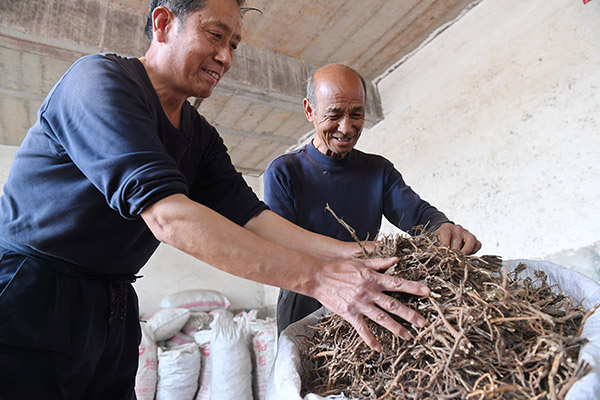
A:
[135, 289, 277, 400]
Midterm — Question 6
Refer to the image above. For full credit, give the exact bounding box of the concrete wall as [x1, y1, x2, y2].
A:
[358, 0, 600, 280]
[0, 145, 17, 193]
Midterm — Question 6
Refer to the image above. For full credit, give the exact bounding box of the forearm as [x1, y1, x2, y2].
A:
[141, 194, 320, 295]
[142, 194, 431, 351]
[243, 209, 361, 261]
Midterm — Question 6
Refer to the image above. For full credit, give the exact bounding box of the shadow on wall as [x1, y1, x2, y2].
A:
[544, 241, 600, 283]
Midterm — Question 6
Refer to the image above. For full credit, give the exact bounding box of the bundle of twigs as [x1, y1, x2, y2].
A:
[301, 230, 597, 399]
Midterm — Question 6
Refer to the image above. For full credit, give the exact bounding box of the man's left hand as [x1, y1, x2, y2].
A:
[435, 222, 481, 255]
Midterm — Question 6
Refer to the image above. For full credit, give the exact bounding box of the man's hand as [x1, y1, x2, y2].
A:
[435, 222, 481, 255]
[313, 256, 430, 352]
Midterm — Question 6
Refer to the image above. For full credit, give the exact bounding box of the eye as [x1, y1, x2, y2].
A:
[230, 42, 238, 50]
[211, 31, 223, 39]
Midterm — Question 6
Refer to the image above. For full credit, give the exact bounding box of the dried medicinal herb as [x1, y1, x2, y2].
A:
[301, 230, 595, 399]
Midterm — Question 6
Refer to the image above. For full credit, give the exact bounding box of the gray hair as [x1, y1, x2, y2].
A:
[306, 65, 368, 108]
[145, 0, 249, 42]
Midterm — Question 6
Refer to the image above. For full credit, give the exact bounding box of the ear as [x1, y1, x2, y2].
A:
[303, 98, 314, 122]
[151, 6, 173, 43]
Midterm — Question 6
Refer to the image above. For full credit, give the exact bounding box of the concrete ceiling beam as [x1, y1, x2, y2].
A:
[216, 43, 384, 127]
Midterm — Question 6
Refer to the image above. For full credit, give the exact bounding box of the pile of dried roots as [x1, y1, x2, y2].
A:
[301, 230, 597, 399]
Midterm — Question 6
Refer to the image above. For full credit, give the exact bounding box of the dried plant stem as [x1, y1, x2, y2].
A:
[301, 229, 596, 400]
[324, 203, 369, 257]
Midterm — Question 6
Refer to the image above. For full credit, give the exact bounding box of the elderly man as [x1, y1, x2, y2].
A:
[264, 63, 481, 335]
[0, 1, 431, 398]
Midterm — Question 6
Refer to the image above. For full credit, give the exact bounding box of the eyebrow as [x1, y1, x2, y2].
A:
[214, 21, 242, 43]
[325, 105, 365, 113]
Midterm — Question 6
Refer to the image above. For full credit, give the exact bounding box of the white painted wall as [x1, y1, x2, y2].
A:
[358, 0, 600, 280]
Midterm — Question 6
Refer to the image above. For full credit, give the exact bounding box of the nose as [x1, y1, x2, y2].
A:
[215, 44, 234, 70]
[338, 116, 354, 136]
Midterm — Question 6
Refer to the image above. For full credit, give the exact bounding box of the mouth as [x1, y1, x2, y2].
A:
[332, 136, 354, 143]
[203, 68, 220, 81]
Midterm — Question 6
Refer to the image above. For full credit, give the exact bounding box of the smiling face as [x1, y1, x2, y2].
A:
[305, 65, 366, 158]
[163, 0, 242, 99]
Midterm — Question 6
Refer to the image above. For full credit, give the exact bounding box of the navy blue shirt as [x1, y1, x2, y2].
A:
[0, 53, 267, 276]
[264, 142, 451, 333]
[264, 142, 450, 242]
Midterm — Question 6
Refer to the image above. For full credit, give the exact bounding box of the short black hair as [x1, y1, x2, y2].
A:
[144, 0, 248, 42]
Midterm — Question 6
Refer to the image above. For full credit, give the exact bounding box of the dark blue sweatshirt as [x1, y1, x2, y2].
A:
[0, 53, 266, 276]
[264, 142, 450, 241]
[264, 141, 451, 333]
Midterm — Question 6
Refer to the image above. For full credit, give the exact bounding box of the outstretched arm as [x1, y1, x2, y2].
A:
[141, 193, 429, 350]
[243, 208, 363, 261]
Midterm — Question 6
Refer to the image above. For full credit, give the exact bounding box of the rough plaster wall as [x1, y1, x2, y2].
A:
[0, 145, 17, 194]
[359, 0, 600, 280]
[0, 46, 72, 145]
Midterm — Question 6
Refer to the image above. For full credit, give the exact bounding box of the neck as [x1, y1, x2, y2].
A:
[325, 149, 345, 158]
[139, 54, 184, 130]
[312, 139, 348, 159]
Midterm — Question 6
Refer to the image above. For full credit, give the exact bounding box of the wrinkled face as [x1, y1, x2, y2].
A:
[167, 0, 242, 99]
[305, 71, 366, 158]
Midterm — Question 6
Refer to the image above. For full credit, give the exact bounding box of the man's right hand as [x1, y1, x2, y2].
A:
[145, 201, 429, 352]
[310, 256, 430, 351]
